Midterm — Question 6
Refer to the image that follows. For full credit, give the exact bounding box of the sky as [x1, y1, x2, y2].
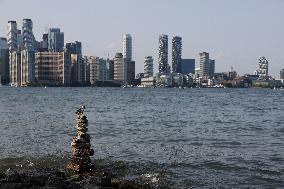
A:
[0, 0, 284, 77]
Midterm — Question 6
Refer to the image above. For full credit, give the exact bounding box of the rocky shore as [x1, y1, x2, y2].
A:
[0, 166, 150, 189]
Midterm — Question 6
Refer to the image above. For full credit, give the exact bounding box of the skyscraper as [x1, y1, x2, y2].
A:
[41, 34, 48, 49]
[158, 34, 169, 74]
[280, 69, 284, 79]
[7, 21, 18, 52]
[65, 41, 82, 55]
[66, 41, 82, 84]
[181, 59, 195, 75]
[144, 56, 153, 78]
[21, 47, 35, 86]
[114, 53, 127, 82]
[122, 34, 132, 61]
[22, 19, 35, 49]
[258, 57, 268, 80]
[0, 37, 9, 84]
[172, 36, 182, 74]
[199, 52, 215, 77]
[48, 28, 64, 52]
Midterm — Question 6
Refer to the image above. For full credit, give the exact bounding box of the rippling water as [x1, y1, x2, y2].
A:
[0, 87, 284, 188]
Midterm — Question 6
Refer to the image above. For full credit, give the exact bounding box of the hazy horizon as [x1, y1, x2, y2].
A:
[1, 0, 283, 77]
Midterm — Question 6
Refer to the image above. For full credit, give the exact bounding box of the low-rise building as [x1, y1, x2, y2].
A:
[141, 77, 156, 87]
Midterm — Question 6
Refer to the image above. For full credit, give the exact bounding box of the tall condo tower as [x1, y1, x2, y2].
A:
[7, 21, 18, 52]
[48, 28, 64, 52]
[144, 56, 153, 78]
[258, 57, 268, 80]
[122, 34, 132, 61]
[199, 52, 215, 77]
[172, 36, 182, 74]
[22, 19, 35, 49]
[158, 34, 169, 74]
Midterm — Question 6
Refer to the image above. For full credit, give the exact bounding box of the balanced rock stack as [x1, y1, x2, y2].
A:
[67, 106, 94, 173]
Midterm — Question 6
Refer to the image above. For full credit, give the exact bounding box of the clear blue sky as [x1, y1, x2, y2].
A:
[1, 0, 284, 77]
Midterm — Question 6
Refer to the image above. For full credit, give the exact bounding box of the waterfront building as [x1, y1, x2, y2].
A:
[48, 28, 64, 52]
[22, 19, 35, 49]
[9, 51, 21, 86]
[88, 56, 99, 85]
[114, 53, 127, 82]
[7, 21, 18, 52]
[65, 41, 82, 55]
[35, 52, 71, 85]
[258, 57, 268, 80]
[158, 34, 170, 74]
[172, 73, 183, 87]
[209, 59, 215, 77]
[70, 54, 82, 84]
[20, 47, 35, 86]
[144, 56, 153, 78]
[141, 77, 156, 87]
[98, 58, 107, 81]
[38, 33, 48, 50]
[181, 59, 195, 75]
[172, 36, 182, 74]
[16, 29, 23, 49]
[0, 37, 9, 84]
[157, 74, 172, 87]
[66, 41, 82, 84]
[122, 34, 132, 61]
[127, 60, 135, 85]
[82, 56, 90, 84]
[107, 59, 114, 80]
[280, 69, 284, 79]
[199, 52, 215, 78]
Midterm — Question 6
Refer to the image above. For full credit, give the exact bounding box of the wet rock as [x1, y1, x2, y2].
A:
[5, 168, 19, 182]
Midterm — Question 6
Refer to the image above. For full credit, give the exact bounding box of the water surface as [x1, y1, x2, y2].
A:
[0, 87, 283, 188]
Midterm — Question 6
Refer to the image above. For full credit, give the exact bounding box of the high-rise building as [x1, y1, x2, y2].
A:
[65, 41, 82, 55]
[48, 28, 64, 52]
[158, 34, 169, 74]
[65, 41, 82, 84]
[199, 52, 215, 77]
[107, 59, 114, 80]
[123, 34, 132, 61]
[7, 21, 18, 52]
[9, 51, 21, 86]
[70, 54, 82, 84]
[127, 60, 135, 85]
[172, 36, 182, 74]
[35, 52, 71, 85]
[258, 57, 268, 80]
[20, 47, 35, 86]
[17, 29, 23, 49]
[144, 56, 153, 77]
[181, 59, 195, 75]
[209, 59, 215, 77]
[88, 56, 99, 84]
[0, 37, 9, 84]
[114, 53, 127, 81]
[39, 33, 48, 50]
[280, 68, 284, 79]
[22, 19, 35, 49]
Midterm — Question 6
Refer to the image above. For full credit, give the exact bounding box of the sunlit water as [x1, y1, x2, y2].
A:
[0, 87, 283, 188]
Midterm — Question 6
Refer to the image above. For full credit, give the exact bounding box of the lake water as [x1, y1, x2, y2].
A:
[0, 87, 283, 188]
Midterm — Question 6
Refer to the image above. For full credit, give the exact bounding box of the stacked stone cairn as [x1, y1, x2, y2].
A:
[67, 106, 94, 174]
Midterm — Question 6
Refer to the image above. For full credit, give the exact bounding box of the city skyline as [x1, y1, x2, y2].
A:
[0, 0, 284, 77]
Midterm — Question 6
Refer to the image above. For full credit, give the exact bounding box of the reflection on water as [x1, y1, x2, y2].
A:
[0, 87, 284, 188]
